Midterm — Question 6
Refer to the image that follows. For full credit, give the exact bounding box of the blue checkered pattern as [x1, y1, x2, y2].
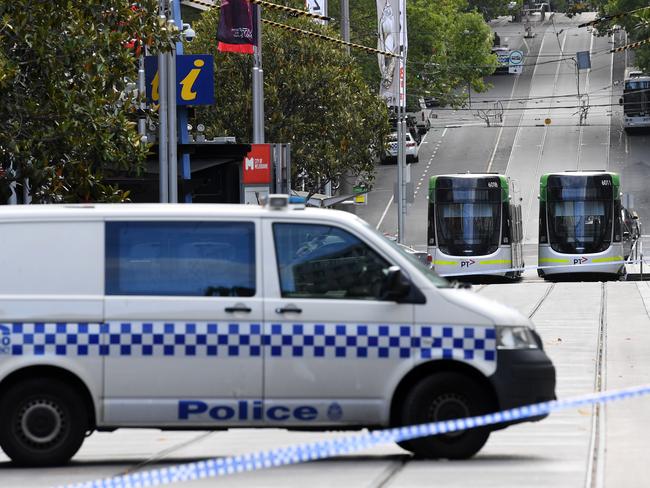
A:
[1, 322, 496, 361]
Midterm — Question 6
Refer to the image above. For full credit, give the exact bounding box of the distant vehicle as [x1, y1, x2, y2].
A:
[382, 132, 419, 164]
[415, 110, 431, 135]
[492, 47, 511, 73]
[423, 97, 442, 108]
[620, 68, 650, 132]
[428, 174, 524, 279]
[538, 171, 632, 279]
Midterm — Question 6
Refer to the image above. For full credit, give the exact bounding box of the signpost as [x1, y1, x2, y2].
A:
[509, 50, 524, 74]
[145, 55, 214, 105]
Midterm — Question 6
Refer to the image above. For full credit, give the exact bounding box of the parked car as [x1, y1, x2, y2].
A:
[381, 132, 419, 164]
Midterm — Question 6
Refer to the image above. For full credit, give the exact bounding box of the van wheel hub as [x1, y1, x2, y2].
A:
[427, 393, 470, 439]
[18, 400, 64, 446]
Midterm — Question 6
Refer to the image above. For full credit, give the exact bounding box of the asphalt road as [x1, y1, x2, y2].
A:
[358, 12, 650, 267]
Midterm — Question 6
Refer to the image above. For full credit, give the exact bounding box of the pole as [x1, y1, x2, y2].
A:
[252, 4, 265, 143]
[394, 0, 404, 243]
[167, 44, 178, 203]
[341, 0, 350, 55]
[170, 0, 193, 202]
[137, 56, 147, 140]
[158, 49, 169, 203]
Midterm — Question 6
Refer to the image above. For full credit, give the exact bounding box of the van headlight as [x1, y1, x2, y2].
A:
[496, 326, 539, 350]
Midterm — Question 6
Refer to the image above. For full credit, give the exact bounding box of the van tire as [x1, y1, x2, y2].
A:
[0, 378, 88, 466]
[396, 373, 491, 459]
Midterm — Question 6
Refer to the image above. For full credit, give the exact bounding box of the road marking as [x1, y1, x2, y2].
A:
[606, 32, 614, 171]
[577, 31, 595, 170]
[376, 195, 394, 230]
[523, 30, 568, 242]
[504, 32, 548, 176]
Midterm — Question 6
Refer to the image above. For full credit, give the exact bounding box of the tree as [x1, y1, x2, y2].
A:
[585, 1, 650, 73]
[0, 1, 177, 203]
[188, 6, 390, 198]
[347, 0, 498, 111]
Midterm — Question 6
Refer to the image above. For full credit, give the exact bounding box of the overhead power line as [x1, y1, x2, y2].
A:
[186, 0, 332, 21]
[578, 6, 650, 28]
[261, 19, 399, 57]
[184, 0, 393, 57]
[611, 38, 650, 53]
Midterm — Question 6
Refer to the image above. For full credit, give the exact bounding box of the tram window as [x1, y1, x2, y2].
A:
[548, 201, 612, 254]
[436, 202, 501, 255]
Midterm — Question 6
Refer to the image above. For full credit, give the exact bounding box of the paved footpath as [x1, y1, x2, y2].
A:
[2, 281, 650, 487]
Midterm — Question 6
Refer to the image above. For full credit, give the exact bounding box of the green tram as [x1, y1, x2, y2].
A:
[427, 174, 524, 279]
[538, 171, 632, 279]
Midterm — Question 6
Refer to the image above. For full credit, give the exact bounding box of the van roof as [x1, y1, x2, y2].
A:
[0, 203, 363, 223]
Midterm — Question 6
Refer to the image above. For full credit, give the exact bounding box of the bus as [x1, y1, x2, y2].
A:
[428, 174, 524, 279]
[538, 171, 632, 279]
[620, 68, 650, 131]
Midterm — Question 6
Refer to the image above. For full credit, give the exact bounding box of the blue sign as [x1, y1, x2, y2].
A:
[144, 54, 214, 106]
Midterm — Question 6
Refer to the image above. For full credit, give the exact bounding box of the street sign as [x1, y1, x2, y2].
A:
[145, 55, 214, 106]
[509, 50, 523, 74]
[242, 144, 272, 185]
[305, 0, 327, 24]
[576, 51, 591, 70]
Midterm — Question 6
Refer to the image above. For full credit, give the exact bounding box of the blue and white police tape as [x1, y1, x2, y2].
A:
[59, 383, 650, 488]
[437, 257, 646, 278]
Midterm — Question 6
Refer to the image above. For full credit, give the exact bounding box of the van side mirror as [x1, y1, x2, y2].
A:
[381, 266, 411, 302]
[619, 97, 623, 105]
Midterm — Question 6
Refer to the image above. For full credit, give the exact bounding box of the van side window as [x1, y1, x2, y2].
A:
[273, 223, 390, 300]
[105, 221, 255, 297]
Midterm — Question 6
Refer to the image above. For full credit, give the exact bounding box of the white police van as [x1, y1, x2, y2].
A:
[0, 197, 555, 466]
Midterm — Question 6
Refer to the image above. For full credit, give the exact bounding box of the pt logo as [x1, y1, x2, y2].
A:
[0, 325, 10, 354]
[574, 257, 588, 265]
[460, 259, 476, 268]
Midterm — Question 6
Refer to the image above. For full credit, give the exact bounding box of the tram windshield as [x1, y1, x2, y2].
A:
[546, 176, 613, 254]
[623, 79, 650, 117]
[435, 185, 502, 256]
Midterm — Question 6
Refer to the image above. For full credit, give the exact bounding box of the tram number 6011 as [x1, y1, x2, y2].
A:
[601, 180, 611, 186]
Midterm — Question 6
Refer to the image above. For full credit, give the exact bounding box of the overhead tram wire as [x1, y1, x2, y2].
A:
[578, 5, 650, 28]
[189, 0, 398, 57]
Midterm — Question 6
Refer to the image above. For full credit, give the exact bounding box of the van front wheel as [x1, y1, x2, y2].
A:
[0, 378, 88, 466]
[397, 373, 491, 459]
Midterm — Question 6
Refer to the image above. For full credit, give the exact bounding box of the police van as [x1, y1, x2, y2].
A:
[0, 197, 555, 466]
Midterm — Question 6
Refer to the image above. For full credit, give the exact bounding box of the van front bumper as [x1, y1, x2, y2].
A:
[488, 348, 556, 428]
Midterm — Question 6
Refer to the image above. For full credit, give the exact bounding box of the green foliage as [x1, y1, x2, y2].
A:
[188, 7, 390, 196]
[409, 0, 497, 107]
[592, 1, 650, 73]
[347, 0, 498, 110]
[0, 0, 177, 203]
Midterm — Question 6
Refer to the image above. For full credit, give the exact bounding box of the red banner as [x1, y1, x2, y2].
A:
[217, 0, 255, 54]
[242, 144, 272, 184]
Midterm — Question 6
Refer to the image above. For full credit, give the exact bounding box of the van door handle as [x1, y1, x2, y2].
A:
[275, 305, 302, 314]
[225, 305, 252, 313]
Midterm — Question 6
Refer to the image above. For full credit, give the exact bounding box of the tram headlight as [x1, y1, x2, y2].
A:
[496, 326, 539, 349]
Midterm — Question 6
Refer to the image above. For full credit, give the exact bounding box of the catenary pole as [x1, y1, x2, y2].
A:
[253, 5, 265, 143]
[167, 12, 178, 203]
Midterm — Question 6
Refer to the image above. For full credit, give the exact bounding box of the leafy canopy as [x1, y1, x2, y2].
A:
[0, 0, 177, 203]
[188, 6, 390, 197]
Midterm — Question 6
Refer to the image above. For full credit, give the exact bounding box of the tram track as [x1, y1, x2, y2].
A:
[585, 282, 607, 488]
[528, 282, 555, 319]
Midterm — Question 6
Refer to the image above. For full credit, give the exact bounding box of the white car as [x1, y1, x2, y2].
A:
[382, 132, 419, 164]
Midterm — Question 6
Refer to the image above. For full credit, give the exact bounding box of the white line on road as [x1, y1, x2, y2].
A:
[376, 195, 394, 230]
